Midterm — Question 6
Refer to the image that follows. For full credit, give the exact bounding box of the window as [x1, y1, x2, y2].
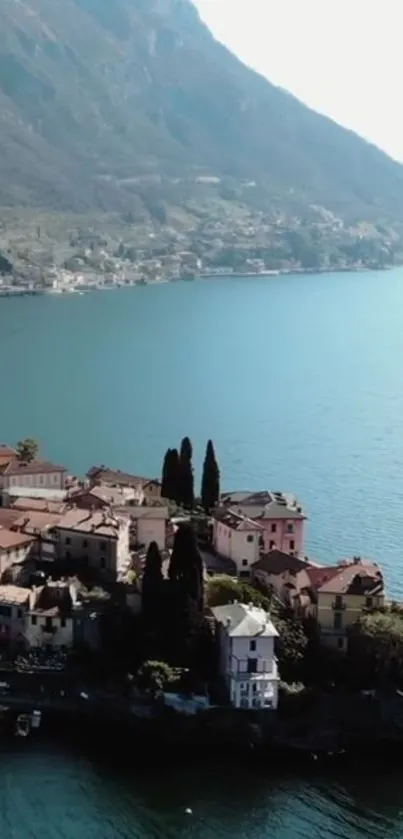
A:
[252, 682, 258, 693]
[286, 523, 295, 534]
[65, 537, 71, 545]
[271, 523, 277, 533]
[290, 540, 295, 550]
[31, 615, 37, 626]
[45, 617, 53, 631]
[82, 540, 88, 549]
[100, 542, 106, 551]
[250, 640, 256, 652]
[100, 557, 106, 569]
[242, 559, 248, 567]
[337, 637, 344, 650]
[60, 617, 66, 628]
[366, 596, 373, 608]
[39, 475, 44, 485]
[269, 540, 276, 550]
[0, 605, 11, 618]
[334, 612, 343, 630]
[334, 594, 343, 610]
[247, 535, 254, 543]
[17, 609, 22, 619]
[247, 658, 258, 674]
[239, 571, 250, 580]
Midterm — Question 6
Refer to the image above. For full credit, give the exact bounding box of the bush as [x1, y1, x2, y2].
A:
[206, 575, 271, 610]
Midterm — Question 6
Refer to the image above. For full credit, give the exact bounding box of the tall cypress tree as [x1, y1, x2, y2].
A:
[161, 447, 180, 501]
[177, 436, 194, 509]
[168, 523, 203, 612]
[142, 541, 164, 625]
[161, 448, 172, 499]
[201, 439, 220, 512]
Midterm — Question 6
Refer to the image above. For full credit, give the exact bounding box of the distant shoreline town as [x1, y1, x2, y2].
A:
[0, 263, 392, 299]
[0, 436, 401, 757]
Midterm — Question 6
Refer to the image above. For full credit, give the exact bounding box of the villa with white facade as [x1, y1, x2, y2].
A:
[212, 603, 279, 710]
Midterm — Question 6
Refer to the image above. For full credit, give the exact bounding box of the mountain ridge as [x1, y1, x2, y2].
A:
[0, 0, 402, 226]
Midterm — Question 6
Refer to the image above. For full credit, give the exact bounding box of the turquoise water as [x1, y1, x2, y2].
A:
[1, 269, 403, 593]
[1, 738, 403, 838]
[1, 269, 403, 833]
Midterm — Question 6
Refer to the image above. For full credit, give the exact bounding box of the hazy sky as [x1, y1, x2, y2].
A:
[194, 0, 402, 162]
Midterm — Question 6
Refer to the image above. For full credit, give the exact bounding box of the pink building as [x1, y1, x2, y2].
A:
[221, 491, 306, 557]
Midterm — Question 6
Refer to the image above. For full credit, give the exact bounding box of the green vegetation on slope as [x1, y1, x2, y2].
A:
[0, 0, 402, 228]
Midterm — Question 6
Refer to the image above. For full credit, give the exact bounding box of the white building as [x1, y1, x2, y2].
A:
[212, 509, 263, 578]
[212, 603, 279, 710]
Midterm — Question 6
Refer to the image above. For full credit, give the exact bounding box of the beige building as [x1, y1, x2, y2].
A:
[315, 557, 384, 651]
[128, 506, 168, 551]
[25, 605, 74, 649]
[55, 509, 130, 580]
[86, 466, 161, 503]
[0, 584, 31, 646]
[212, 508, 263, 578]
[0, 529, 35, 580]
[0, 459, 68, 492]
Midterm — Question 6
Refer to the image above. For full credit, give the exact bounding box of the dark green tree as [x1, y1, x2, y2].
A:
[142, 541, 164, 625]
[161, 448, 179, 501]
[177, 436, 194, 509]
[201, 439, 220, 512]
[16, 437, 39, 463]
[169, 523, 203, 612]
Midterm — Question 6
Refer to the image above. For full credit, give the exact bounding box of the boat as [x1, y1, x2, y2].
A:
[15, 714, 30, 737]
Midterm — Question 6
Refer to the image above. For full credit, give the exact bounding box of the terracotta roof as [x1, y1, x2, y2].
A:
[252, 550, 309, 575]
[4, 459, 67, 477]
[12, 511, 62, 535]
[214, 508, 264, 532]
[11, 498, 67, 515]
[0, 445, 17, 457]
[0, 509, 23, 529]
[304, 565, 341, 590]
[56, 509, 126, 539]
[87, 466, 160, 490]
[0, 585, 30, 606]
[0, 528, 34, 550]
[316, 560, 384, 595]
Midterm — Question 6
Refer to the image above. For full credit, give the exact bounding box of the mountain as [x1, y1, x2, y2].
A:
[0, 0, 403, 224]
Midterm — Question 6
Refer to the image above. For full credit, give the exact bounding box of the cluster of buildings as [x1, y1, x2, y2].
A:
[0, 447, 170, 657]
[210, 489, 384, 712]
[0, 444, 386, 715]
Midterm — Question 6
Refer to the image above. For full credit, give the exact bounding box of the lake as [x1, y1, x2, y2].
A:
[1, 268, 403, 835]
[1, 269, 403, 590]
[2, 736, 403, 839]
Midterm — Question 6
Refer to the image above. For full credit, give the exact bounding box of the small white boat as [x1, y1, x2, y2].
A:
[15, 714, 30, 737]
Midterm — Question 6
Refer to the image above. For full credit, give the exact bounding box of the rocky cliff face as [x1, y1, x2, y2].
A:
[0, 0, 402, 222]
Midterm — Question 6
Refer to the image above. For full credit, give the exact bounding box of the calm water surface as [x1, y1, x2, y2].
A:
[1, 738, 403, 839]
[1, 269, 403, 588]
[1, 269, 403, 833]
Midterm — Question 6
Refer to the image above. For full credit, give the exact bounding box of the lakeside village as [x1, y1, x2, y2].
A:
[0, 438, 402, 754]
[0, 199, 398, 297]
